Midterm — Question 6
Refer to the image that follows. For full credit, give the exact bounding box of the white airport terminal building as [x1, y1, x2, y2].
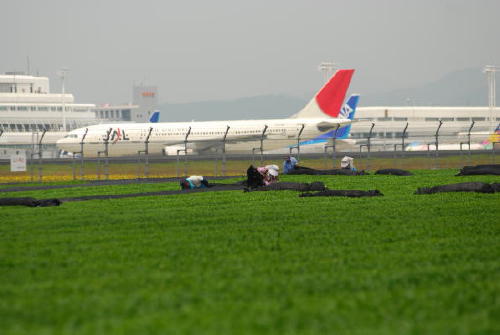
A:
[0, 72, 159, 157]
[0, 72, 96, 133]
[352, 106, 499, 140]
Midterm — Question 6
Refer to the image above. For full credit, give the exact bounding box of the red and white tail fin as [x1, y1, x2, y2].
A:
[292, 69, 355, 118]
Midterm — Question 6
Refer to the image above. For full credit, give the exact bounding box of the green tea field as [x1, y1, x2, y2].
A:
[1, 169, 499, 334]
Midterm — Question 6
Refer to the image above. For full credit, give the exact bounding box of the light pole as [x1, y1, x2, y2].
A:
[318, 62, 338, 83]
[484, 65, 499, 132]
[57, 68, 69, 131]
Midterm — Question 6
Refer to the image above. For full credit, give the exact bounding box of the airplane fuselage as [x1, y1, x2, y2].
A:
[57, 118, 351, 157]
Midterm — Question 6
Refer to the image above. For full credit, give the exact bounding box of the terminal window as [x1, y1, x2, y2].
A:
[122, 109, 131, 121]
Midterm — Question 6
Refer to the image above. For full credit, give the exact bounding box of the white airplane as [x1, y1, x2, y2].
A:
[57, 69, 356, 157]
[405, 125, 500, 151]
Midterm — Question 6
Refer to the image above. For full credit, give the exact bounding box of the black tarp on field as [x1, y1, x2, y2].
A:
[375, 169, 413, 176]
[456, 164, 500, 176]
[287, 168, 368, 176]
[0, 197, 61, 207]
[300, 190, 383, 198]
[415, 182, 496, 194]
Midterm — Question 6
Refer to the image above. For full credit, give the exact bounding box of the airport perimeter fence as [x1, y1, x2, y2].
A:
[0, 121, 499, 183]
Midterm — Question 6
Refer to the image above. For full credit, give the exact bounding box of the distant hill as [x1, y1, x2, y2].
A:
[361, 67, 495, 106]
[158, 67, 498, 121]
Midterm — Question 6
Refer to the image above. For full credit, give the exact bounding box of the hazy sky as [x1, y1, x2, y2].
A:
[2, 0, 499, 104]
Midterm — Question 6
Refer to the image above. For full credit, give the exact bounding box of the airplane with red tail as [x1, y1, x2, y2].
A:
[57, 69, 356, 156]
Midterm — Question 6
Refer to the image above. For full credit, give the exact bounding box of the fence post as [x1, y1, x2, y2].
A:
[214, 147, 218, 177]
[104, 130, 110, 180]
[358, 123, 375, 170]
[37, 129, 46, 182]
[97, 128, 112, 180]
[30, 132, 36, 182]
[97, 152, 101, 180]
[366, 123, 375, 170]
[176, 150, 180, 177]
[80, 137, 85, 180]
[401, 122, 408, 156]
[393, 123, 408, 168]
[72, 128, 88, 180]
[80, 129, 88, 180]
[459, 121, 475, 165]
[137, 127, 153, 179]
[184, 127, 191, 177]
[252, 125, 268, 165]
[289, 124, 305, 160]
[221, 125, 230, 176]
[434, 120, 443, 169]
[144, 127, 153, 178]
[176, 127, 191, 177]
[72, 142, 76, 181]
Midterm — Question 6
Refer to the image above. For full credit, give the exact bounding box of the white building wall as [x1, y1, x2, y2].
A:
[132, 85, 158, 122]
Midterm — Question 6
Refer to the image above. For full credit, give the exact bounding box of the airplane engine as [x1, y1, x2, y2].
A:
[164, 145, 194, 156]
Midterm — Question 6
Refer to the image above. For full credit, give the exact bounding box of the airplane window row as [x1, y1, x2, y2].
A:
[149, 128, 285, 136]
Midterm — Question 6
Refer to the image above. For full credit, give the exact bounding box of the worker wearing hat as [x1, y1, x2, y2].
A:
[283, 156, 298, 174]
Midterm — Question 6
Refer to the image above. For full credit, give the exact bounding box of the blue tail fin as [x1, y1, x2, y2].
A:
[293, 95, 359, 147]
[309, 94, 359, 142]
[149, 111, 160, 123]
[334, 94, 359, 139]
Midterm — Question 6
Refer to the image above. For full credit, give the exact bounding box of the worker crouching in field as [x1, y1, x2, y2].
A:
[247, 165, 279, 188]
[259, 165, 279, 185]
[283, 156, 315, 174]
[341, 156, 357, 172]
[180, 176, 210, 190]
[283, 156, 298, 174]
